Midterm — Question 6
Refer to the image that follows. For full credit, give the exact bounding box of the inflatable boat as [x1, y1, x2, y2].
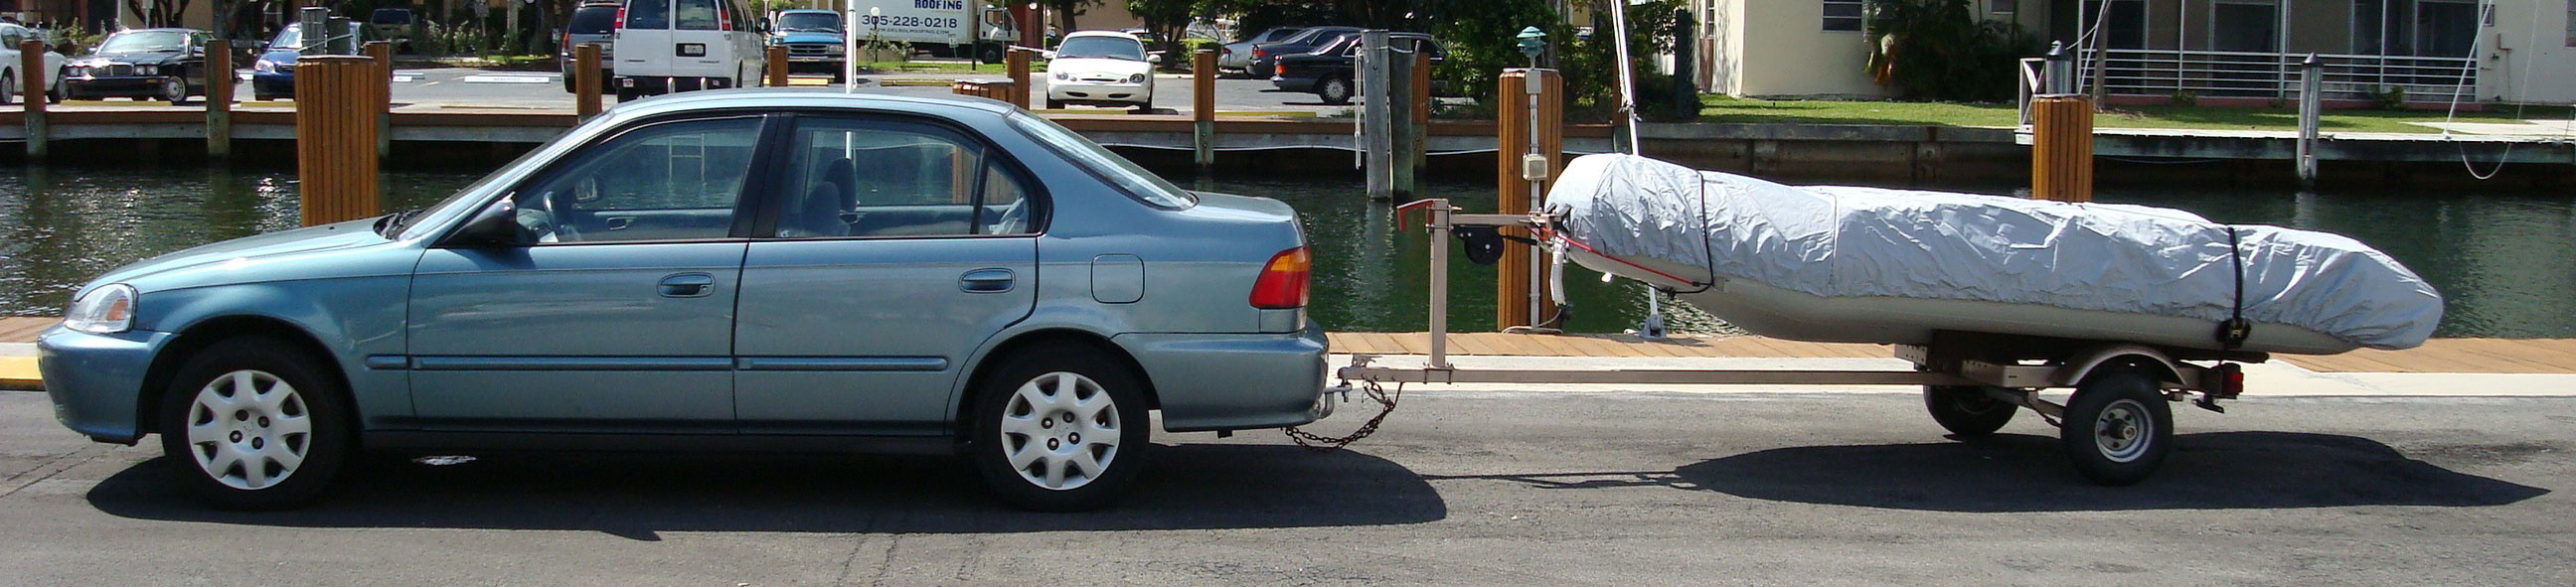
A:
[1543, 154, 2443, 356]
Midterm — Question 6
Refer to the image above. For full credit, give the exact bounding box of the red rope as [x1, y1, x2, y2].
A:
[1535, 226, 1703, 285]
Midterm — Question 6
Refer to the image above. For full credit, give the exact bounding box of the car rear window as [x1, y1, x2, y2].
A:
[675, 0, 721, 30]
[569, 6, 620, 34]
[1007, 113, 1196, 210]
[623, 0, 669, 30]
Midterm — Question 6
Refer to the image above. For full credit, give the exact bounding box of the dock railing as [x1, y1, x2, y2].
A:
[2078, 48, 2474, 102]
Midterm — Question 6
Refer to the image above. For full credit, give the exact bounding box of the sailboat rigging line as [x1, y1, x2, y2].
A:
[1608, 0, 1642, 155]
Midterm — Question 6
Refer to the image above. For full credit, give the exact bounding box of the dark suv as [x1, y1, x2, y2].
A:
[1271, 32, 1444, 105]
[557, 1, 619, 92]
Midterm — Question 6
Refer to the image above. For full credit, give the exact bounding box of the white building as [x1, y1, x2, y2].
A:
[1679, 0, 2576, 104]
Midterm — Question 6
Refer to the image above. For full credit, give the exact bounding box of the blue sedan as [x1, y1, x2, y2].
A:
[38, 89, 1331, 512]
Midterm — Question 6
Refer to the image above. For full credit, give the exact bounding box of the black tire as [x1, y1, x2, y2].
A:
[156, 337, 355, 510]
[1924, 385, 2016, 438]
[1317, 74, 1353, 105]
[47, 75, 64, 103]
[1045, 97, 1063, 109]
[978, 44, 1005, 65]
[2059, 367, 2174, 486]
[964, 343, 1152, 512]
[615, 84, 639, 102]
[163, 77, 191, 105]
[0, 72, 14, 105]
[563, 74, 575, 93]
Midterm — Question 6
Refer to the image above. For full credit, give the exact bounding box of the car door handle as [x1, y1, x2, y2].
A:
[959, 268, 1015, 293]
[659, 272, 717, 298]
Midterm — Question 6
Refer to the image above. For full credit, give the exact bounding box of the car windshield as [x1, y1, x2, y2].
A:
[1007, 112, 1195, 209]
[568, 6, 620, 35]
[1279, 27, 1351, 46]
[776, 12, 840, 32]
[1055, 36, 1143, 61]
[268, 27, 301, 50]
[98, 31, 188, 53]
[370, 9, 411, 25]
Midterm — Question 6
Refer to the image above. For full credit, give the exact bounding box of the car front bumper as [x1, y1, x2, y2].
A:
[1046, 78, 1150, 105]
[64, 75, 175, 97]
[249, 73, 294, 96]
[38, 326, 172, 444]
[1114, 320, 1330, 433]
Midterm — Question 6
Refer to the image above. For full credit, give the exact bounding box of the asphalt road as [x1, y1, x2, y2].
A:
[2, 387, 2566, 585]
[379, 67, 1369, 113]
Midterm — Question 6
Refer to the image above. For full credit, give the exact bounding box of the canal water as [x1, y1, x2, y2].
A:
[1, 166, 2568, 338]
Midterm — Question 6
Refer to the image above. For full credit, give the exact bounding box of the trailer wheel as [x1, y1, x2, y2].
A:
[1923, 385, 2016, 438]
[2060, 367, 2173, 486]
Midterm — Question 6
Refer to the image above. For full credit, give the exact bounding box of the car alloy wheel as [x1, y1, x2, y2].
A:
[182, 369, 313, 491]
[162, 77, 188, 104]
[998, 371, 1122, 491]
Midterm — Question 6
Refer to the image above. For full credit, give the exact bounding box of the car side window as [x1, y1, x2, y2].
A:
[624, 0, 671, 30]
[774, 116, 1040, 238]
[508, 116, 762, 243]
[676, 0, 721, 31]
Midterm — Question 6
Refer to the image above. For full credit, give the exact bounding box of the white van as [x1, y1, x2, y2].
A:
[612, 0, 765, 99]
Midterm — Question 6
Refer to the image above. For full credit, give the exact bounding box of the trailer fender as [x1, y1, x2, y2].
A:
[2057, 345, 2183, 388]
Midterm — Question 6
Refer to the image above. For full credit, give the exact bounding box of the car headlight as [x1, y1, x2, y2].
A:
[64, 284, 136, 335]
[824, 44, 844, 54]
[137, 65, 157, 75]
[1053, 72, 1068, 80]
[1126, 73, 1146, 83]
[255, 59, 276, 73]
[66, 66, 83, 76]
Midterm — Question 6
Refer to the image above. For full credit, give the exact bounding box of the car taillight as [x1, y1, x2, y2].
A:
[1252, 48, 1266, 59]
[1249, 247, 1310, 309]
[613, 7, 626, 30]
[718, 7, 732, 31]
[562, 32, 571, 50]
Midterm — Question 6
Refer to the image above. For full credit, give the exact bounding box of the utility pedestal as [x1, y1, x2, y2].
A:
[1496, 69, 1562, 330]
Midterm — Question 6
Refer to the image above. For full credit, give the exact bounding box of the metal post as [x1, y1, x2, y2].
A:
[2297, 53, 2323, 188]
[2044, 42, 2075, 95]
[1522, 70, 1542, 325]
[20, 39, 45, 161]
[207, 39, 233, 160]
[575, 43, 603, 119]
[1361, 30, 1393, 200]
[331, 17, 357, 55]
[1427, 202, 1452, 369]
[299, 8, 328, 54]
[1193, 47, 1215, 171]
[367, 42, 392, 159]
[844, 9, 861, 92]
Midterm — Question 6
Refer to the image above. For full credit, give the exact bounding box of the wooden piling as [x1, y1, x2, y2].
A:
[766, 46, 789, 86]
[295, 56, 382, 226]
[206, 39, 233, 159]
[1193, 48, 1215, 170]
[366, 42, 393, 159]
[1409, 50, 1431, 172]
[950, 78, 1014, 100]
[574, 43, 603, 120]
[1007, 49, 1032, 108]
[19, 39, 45, 160]
[1496, 69, 1562, 329]
[2029, 95, 2093, 202]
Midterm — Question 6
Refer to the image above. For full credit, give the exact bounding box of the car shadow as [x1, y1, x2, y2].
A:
[86, 444, 1445, 539]
[1439, 432, 2549, 513]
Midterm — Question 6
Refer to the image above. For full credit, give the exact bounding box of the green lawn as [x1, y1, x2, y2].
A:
[1697, 95, 2574, 134]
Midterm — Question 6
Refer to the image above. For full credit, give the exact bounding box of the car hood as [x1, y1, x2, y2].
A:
[773, 31, 843, 44]
[1052, 57, 1150, 77]
[86, 219, 392, 295]
[78, 51, 184, 66]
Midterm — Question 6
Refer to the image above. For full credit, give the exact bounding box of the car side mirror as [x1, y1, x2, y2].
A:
[443, 199, 524, 247]
[1147, 53, 1162, 65]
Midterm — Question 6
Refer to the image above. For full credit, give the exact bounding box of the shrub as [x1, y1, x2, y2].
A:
[1861, 0, 2041, 101]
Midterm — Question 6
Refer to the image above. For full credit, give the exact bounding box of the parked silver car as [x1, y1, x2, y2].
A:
[38, 89, 1331, 512]
[1217, 26, 1302, 77]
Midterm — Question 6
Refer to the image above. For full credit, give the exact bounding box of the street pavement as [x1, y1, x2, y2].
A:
[3, 370, 2568, 585]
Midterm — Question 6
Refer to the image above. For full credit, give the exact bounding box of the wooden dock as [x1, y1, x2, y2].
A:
[3, 317, 2569, 375]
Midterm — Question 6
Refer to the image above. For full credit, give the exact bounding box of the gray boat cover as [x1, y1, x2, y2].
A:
[1546, 154, 2443, 350]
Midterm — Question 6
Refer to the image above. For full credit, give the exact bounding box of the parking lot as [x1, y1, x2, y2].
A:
[4, 383, 2567, 585]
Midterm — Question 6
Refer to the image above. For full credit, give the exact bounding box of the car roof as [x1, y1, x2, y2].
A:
[615, 88, 1020, 119]
[117, 28, 202, 34]
[778, 9, 835, 14]
[1063, 30, 1139, 41]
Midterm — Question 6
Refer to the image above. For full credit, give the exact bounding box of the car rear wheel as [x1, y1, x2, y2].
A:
[157, 338, 354, 510]
[1317, 74, 1353, 105]
[978, 44, 1004, 65]
[0, 72, 14, 105]
[965, 343, 1151, 512]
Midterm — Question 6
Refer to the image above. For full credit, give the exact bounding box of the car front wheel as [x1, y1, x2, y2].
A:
[162, 76, 190, 104]
[965, 344, 1151, 512]
[1317, 74, 1353, 105]
[157, 338, 354, 510]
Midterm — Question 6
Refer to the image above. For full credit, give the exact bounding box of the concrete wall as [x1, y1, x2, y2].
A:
[1731, 0, 1885, 97]
[2486, 0, 2576, 102]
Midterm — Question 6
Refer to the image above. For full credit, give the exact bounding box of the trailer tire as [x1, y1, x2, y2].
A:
[1923, 385, 2016, 438]
[2060, 368, 2172, 486]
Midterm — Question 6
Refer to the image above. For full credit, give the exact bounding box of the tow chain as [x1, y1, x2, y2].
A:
[1283, 379, 1402, 451]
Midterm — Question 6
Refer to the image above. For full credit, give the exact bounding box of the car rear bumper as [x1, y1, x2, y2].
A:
[1114, 321, 1330, 433]
[1270, 74, 1320, 92]
[38, 326, 172, 444]
[618, 75, 740, 94]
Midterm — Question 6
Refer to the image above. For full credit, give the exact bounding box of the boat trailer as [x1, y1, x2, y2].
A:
[1318, 198, 2261, 485]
